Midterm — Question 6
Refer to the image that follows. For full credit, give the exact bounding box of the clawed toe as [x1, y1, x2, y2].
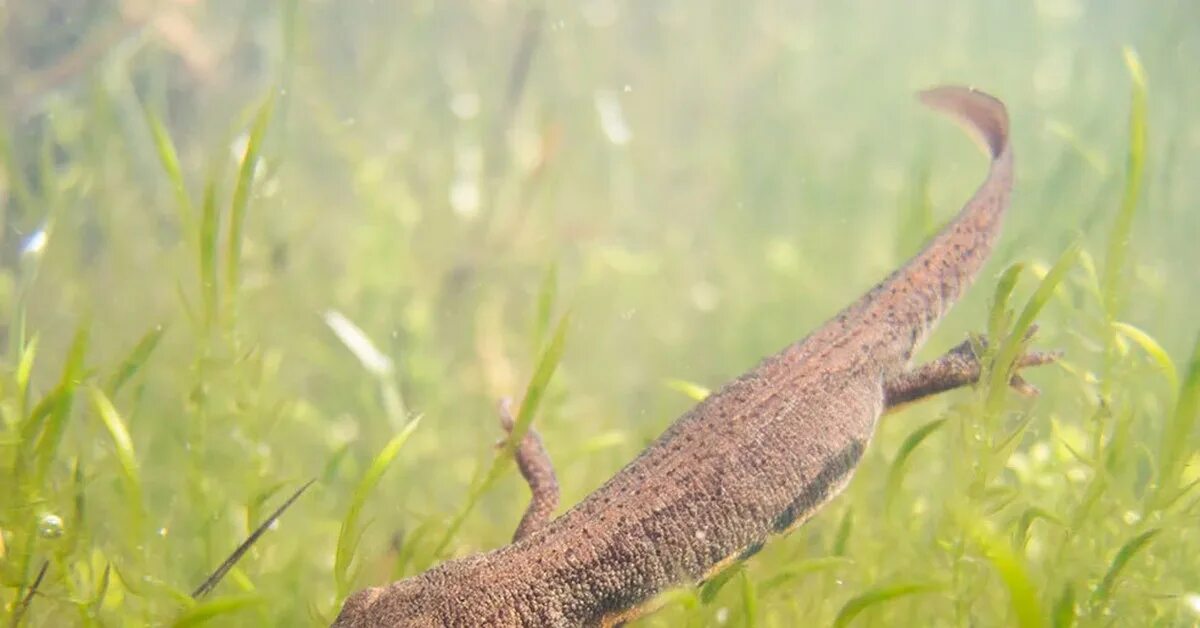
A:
[1008, 373, 1040, 397]
[1006, 327, 1061, 396]
[1015, 349, 1063, 369]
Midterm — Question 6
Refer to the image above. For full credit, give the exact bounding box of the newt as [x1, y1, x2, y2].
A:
[334, 86, 1055, 627]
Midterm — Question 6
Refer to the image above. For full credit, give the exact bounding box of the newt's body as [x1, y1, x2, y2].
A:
[335, 87, 1049, 627]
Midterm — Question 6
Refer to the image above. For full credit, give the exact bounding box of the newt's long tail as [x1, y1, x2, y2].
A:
[846, 86, 1013, 367]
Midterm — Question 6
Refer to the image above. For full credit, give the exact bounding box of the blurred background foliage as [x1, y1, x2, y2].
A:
[1, 0, 1198, 625]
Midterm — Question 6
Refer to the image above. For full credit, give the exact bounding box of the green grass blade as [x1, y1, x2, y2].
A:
[143, 105, 195, 232]
[986, 243, 1080, 415]
[532, 262, 558, 352]
[108, 324, 167, 395]
[87, 386, 144, 526]
[1112, 321, 1179, 391]
[1014, 506, 1064, 549]
[226, 93, 276, 296]
[886, 418, 945, 505]
[433, 311, 571, 558]
[738, 568, 758, 627]
[832, 508, 854, 556]
[1051, 584, 1077, 628]
[199, 175, 221, 328]
[833, 582, 940, 627]
[335, 417, 423, 598]
[973, 521, 1045, 628]
[760, 556, 853, 592]
[32, 325, 90, 485]
[1100, 46, 1148, 320]
[1068, 474, 1110, 531]
[247, 481, 289, 526]
[321, 444, 353, 483]
[664, 377, 711, 402]
[20, 387, 65, 446]
[15, 334, 39, 413]
[171, 594, 264, 627]
[989, 262, 1025, 342]
[993, 412, 1039, 461]
[700, 562, 744, 604]
[89, 563, 112, 620]
[1075, 249, 1103, 303]
[1154, 331, 1200, 508]
[493, 311, 571, 471]
[1090, 528, 1160, 608]
[1045, 120, 1108, 175]
[110, 561, 193, 604]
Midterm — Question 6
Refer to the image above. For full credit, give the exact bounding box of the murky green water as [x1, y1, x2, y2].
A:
[2, 1, 1197, 625]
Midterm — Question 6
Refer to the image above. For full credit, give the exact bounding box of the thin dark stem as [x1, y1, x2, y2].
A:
[192, 479, 315, 598]
[9, 560, 48, 628]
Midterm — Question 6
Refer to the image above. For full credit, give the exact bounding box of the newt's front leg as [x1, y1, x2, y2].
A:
[498, 398, 560, 542]
[884, 332, 1060, 413]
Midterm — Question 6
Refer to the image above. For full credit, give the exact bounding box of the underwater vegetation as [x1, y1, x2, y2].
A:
[1, 1, 1198, 625]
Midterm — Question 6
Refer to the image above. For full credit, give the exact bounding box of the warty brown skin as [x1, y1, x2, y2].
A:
[335, 86, 1029, 627]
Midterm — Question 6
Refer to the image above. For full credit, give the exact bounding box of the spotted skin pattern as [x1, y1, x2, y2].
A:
[334, 86, 1046, 627]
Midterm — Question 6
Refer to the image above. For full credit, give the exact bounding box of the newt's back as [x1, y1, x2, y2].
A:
[503, 350, 883, 625]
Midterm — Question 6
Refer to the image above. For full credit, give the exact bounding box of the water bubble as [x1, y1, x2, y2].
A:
[37, 513, 64, 539]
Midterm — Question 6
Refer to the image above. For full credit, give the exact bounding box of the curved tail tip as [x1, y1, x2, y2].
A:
[918, 85, 1009, 159]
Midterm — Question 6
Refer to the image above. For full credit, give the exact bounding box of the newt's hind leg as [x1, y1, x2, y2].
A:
[497, 398, 560, 542]
[885, 330, 1060, 413]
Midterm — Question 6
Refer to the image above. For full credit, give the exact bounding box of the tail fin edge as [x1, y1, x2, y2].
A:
[918, 86, 1009, 159]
